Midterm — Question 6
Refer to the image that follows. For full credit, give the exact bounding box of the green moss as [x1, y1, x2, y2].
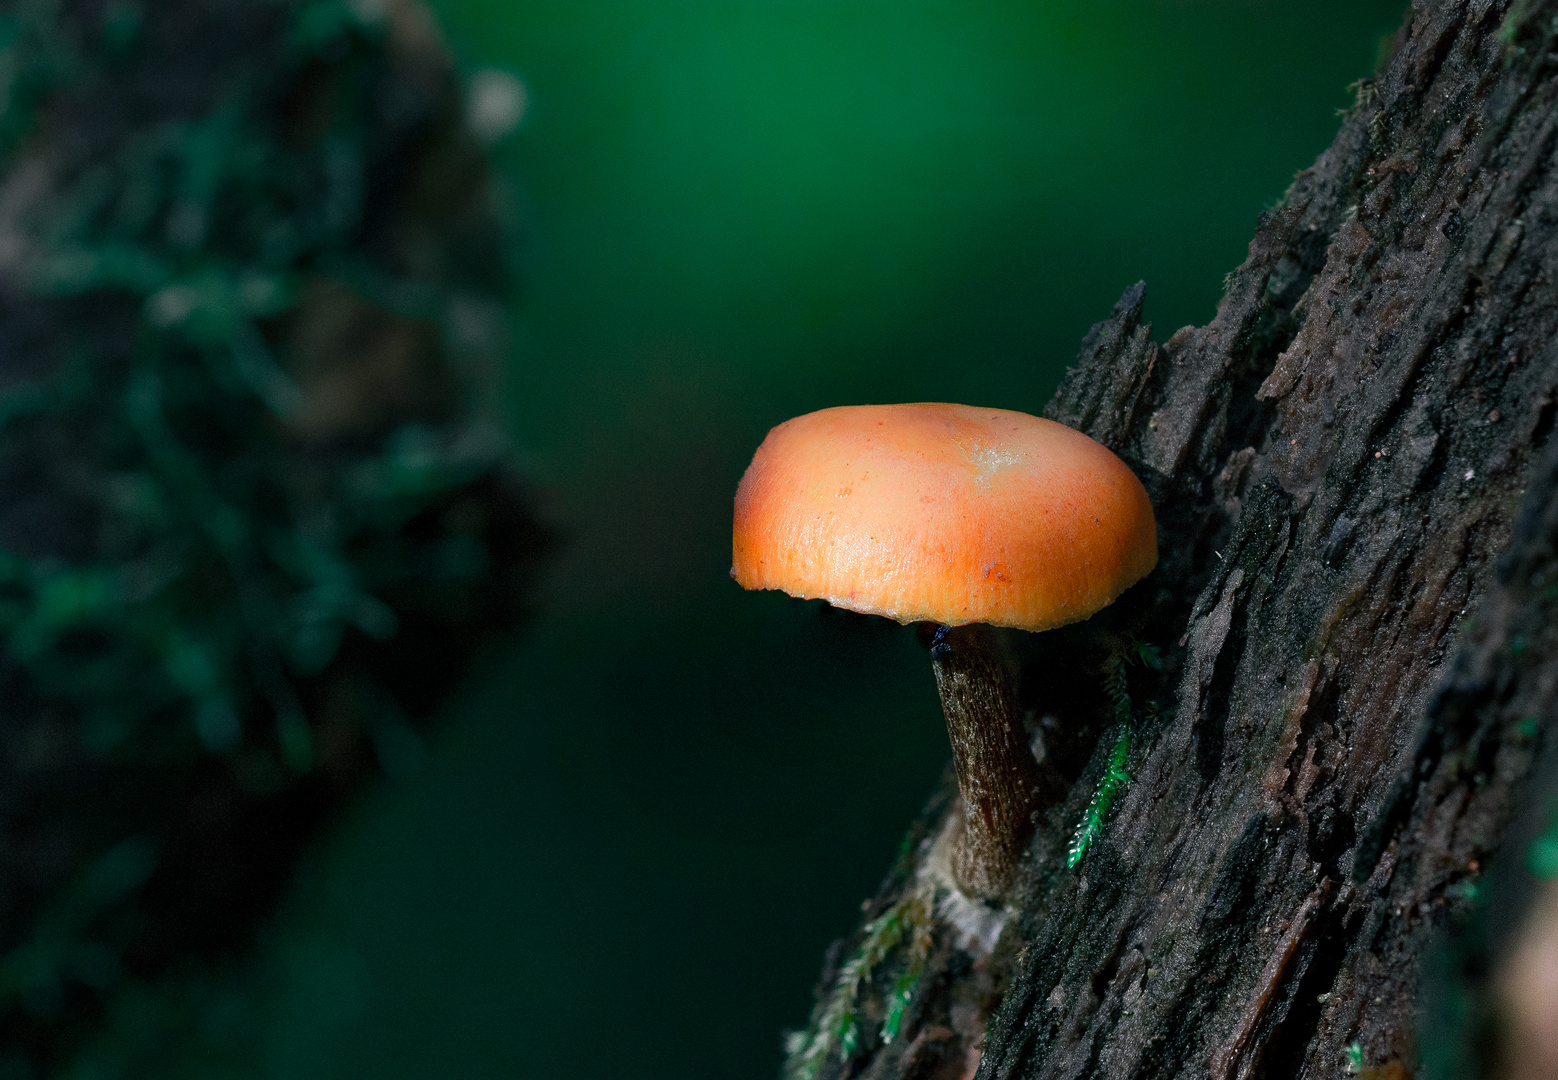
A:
[0, 0, 539, 1069]
[0, 0, 512, 762]
[1067, 641, 1160, 869]
[782, 881, 936, 1080]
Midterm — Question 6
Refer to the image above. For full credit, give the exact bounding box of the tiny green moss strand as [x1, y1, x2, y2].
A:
[1069, 642, 1156, 869]
[881, 970, 917, 1043]
[782, 884, 935, 1079]
[1067, 727, 1132, 868]
[838, 1016, 859, 1060]
[881, 912, 932, 1045]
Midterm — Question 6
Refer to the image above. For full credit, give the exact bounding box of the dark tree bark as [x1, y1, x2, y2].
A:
[785, 2, 1558, 1077]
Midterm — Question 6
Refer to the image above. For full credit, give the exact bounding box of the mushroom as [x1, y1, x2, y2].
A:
[732, 402, 1157, 900]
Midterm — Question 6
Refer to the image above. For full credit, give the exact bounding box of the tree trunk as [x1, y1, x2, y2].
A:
[0, 0, 547, 1070]
[784, 1, 1558, 1077]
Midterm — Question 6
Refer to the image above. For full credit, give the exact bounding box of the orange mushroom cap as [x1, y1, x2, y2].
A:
[732, 403, 1157, 632]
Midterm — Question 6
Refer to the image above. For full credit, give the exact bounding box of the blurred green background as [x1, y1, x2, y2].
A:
[250, 1, 1404, 1076]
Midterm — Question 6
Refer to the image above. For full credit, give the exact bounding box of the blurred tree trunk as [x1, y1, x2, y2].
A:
[0, 0, 546, 1070]
[792, 2, 1558, 1077]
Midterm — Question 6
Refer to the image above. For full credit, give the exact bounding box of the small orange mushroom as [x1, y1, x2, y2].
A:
[733, 403, 1157, 899]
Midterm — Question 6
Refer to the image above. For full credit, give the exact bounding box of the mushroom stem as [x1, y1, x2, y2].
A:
[929, 624, 1039, 900]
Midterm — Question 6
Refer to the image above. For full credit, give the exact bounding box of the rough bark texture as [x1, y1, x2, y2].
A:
[791, 1, 1558, 1076]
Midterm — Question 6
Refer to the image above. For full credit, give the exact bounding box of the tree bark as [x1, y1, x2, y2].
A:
[786, 1, 1558, 1077]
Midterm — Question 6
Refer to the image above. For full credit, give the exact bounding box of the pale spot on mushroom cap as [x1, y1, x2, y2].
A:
[959, 440, 1022, 487]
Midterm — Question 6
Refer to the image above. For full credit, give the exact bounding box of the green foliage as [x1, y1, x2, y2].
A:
[1067, 641, 1159, 869]
[0, 0, 508, 763]
[1345, 1039, 1364, 1074]
[0, 0, 531, 1069]
[1068, 726, 1132, 869]
[0, 1, 74, 153]
[0, 840, 156, 1009]
[782, 881, 935, 1080]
